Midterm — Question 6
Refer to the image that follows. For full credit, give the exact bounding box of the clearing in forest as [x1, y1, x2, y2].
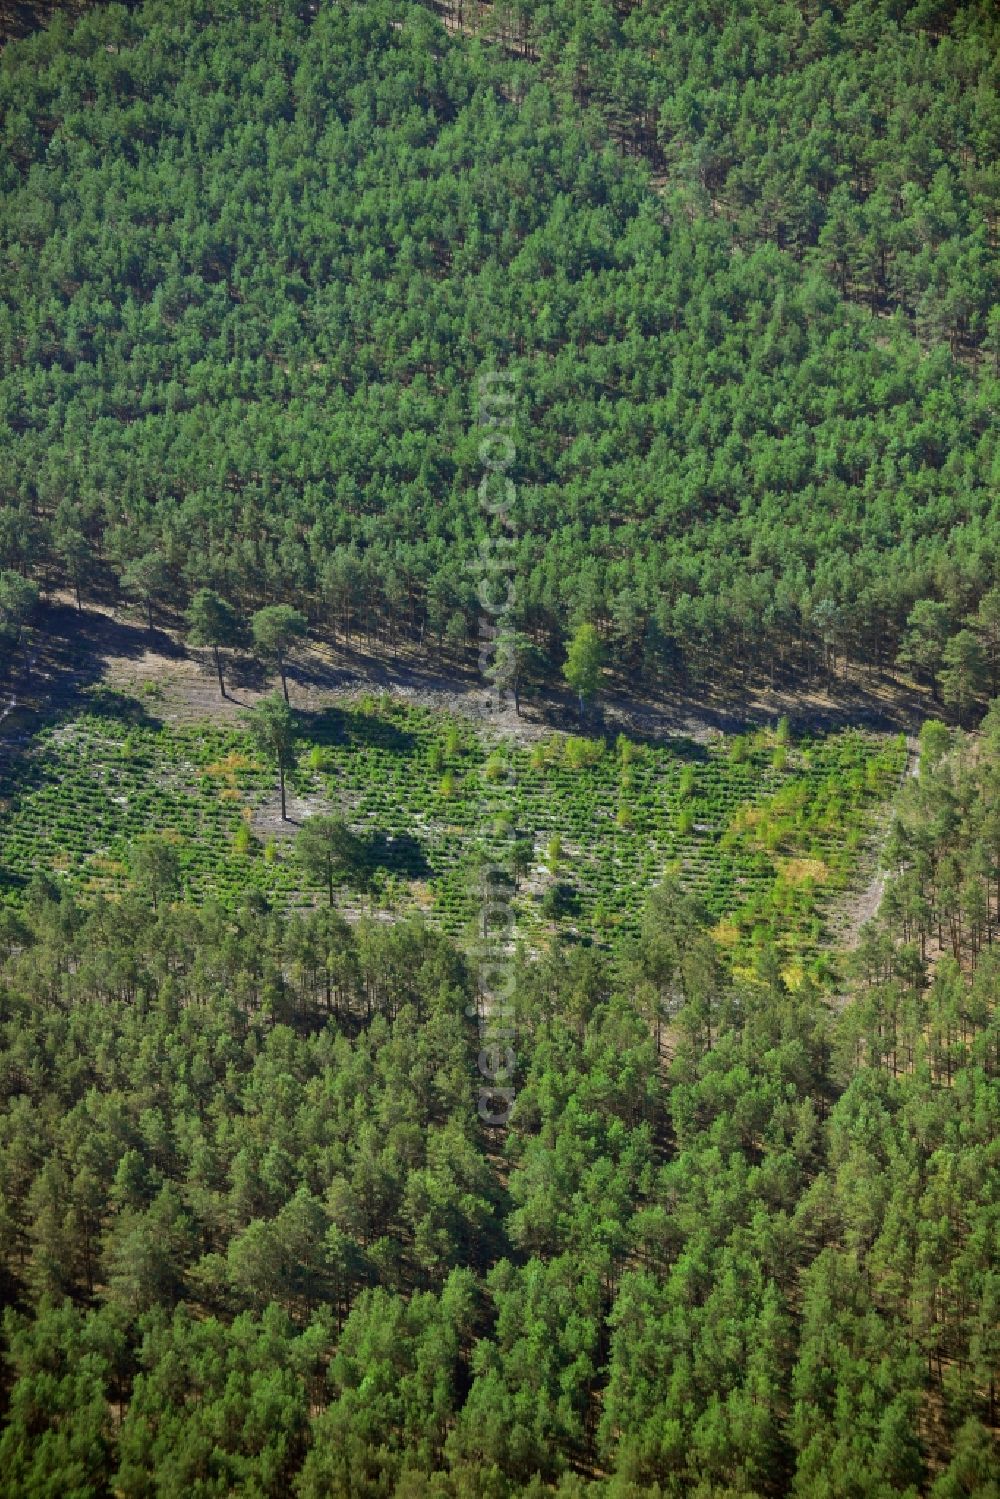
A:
[0, 686, 906, 978]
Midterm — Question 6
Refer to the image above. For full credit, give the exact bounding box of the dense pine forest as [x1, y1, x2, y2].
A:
[0, 0, 998, 1494]
[0, 714, 996, 1496]
[0, 0, 998, 697]
[444, 0, 1000, 357]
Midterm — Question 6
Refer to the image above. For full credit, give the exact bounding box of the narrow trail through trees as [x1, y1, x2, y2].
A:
[834, 735, 920, 949]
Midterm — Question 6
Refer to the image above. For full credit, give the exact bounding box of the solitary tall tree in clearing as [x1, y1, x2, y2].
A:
[243, 694, 296, 821]
[563, 622, 603, 722]
[251, 605, 307, 703]
[186, 589, 242, 698]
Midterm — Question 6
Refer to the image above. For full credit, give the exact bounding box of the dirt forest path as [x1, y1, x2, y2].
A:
[827, 734, 921, 960]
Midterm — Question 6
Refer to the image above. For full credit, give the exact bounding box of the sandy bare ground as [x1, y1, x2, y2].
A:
[2, 592, 930, 744]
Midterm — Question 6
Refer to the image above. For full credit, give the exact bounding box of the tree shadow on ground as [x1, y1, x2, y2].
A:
[226, 654, 270, 695]
[1, 602, 180, 742]
[80, 683, 163, 731]
[626, 730, 710, 762]
[297, 703, 418, 754]
[0, 866, 27, 901]
[291, 636, 480, 692]
[362, 829, 432, 880]
[539, 880, 582, 920]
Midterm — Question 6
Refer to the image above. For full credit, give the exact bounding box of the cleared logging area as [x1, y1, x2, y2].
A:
[0, 686, 906, 977]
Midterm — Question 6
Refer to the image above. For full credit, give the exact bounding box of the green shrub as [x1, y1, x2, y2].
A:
[563, 735, 604, 771]
[484, 750, 507, 783]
